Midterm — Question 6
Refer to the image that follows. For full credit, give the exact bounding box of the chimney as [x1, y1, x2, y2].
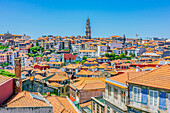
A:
[14, 57, 22, 93]
[15, 57, 21, 78]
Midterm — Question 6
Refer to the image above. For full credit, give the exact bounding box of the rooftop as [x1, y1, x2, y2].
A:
[0, 75, 13, 84]
[70, 77, 105, 90]
[4, 91, 50, 107]
[127, 64, 170, 90]
[46, 95, 77, 113]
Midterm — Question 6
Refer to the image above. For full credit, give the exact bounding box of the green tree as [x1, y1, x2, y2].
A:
[104, 53, 109, 57]
[75, 60, 80, 64]
[81, 60, 86, 64]
[109, 53, 116, 57]
[0, 69, 15, 78]
[119, 53, 126, 59]
[4, 62, 9, 66]
[110, 57, 114, 61]
[115, 56, 119, 60]
[82, 56, 87, 60]
[36, 41, 38, 46]
[125, 50, 128, 55]
[47, 58, 50, 61]
[40, 47, 45, 53]
[125, 61, 131, 63]
[3, 49, 7, 52]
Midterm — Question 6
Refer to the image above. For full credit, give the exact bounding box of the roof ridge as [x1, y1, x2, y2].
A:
[56, 96, 72, 113]
[79, 78, 86, 86]
[54, 96, 65, 109]
[81, 83, 87, 90]
[128, 64, 169, 82]
[6, 92, 26, 106]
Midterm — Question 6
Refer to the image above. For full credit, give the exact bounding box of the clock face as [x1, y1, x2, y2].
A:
[16, 81, 20, 88]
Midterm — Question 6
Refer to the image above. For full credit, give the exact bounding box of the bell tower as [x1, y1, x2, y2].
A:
[85, 17, 91, 39]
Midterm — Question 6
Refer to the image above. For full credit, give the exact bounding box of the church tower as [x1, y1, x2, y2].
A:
[85, 17, 91, 39]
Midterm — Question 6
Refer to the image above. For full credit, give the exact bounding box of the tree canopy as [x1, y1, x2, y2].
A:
[0, 69, 15, 78]
[82, 56, 87, 60]
[104, 52, 132, 60]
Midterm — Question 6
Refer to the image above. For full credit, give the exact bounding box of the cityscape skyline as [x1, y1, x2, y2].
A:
[0, 0, 170, 39]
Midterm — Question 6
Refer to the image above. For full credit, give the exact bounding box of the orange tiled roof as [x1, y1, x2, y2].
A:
[108, 71, 147, 85]
[0, 75, 12, 84]
[76, 70, 92, 75]
[49, 82, 63, 87]
[48, 73, 69, 82]
[128, 64, 170, 90]
[79, 101, 91, 108]
[46, 95, 77, 113]
[70, 77, 105, 90]
[5, 91, 49, 107]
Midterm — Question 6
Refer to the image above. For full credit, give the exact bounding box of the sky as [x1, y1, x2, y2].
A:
[0, 0, 170, 39]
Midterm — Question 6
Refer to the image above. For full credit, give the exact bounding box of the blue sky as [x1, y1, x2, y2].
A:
[0, 0, 170, 39]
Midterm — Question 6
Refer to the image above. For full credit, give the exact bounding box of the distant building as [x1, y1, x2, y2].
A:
[0, 32, 22, 40]
[62, 53, 77, 63]
[22, 34, 31, 40]
[78, 50, 96, 58]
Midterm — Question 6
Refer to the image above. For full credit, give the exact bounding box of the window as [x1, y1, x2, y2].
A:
[97, 104, 99, 113]
[108, 85, 112, 96]
[113, 110, 116, 113]
[149, 90, 158, 107]
[168, 94, 170, 111]
[121, 90, 125, 103]
[114, 88, 118, 100]
[92, 101, 95, 111]
[133, 87, 141, 102]
[101, 107, 104, 113]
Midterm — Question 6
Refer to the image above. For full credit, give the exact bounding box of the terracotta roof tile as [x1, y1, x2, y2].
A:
[0, 75, 12, 84]
[5, 91, 49, 107]
[71, 77, 105, 90]
[46, 95, 77, 113]
[127, 64, 170, 90]
[48, 73, 69, 82]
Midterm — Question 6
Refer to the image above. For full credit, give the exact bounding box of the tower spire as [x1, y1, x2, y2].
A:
[85, 17, 91, 39]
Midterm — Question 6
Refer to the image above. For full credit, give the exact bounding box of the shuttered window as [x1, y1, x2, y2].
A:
[133, 87, 141, 102]
[142, 88, 148, 105]
[149, 90, 158, 107]
[159, 92, 166, 110]
[168, 94, 170, 112]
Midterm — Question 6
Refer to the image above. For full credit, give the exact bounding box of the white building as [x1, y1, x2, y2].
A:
[78, 50, 97, 58]
[98, 45, 107, 57]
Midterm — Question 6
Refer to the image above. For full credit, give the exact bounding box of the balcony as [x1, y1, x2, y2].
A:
[127, 100, 158, 112]
[103, 92, 127, 111]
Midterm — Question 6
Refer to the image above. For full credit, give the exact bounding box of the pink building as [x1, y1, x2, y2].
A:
[0, 54, 7, 63]
[0, 75, 14, 105]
